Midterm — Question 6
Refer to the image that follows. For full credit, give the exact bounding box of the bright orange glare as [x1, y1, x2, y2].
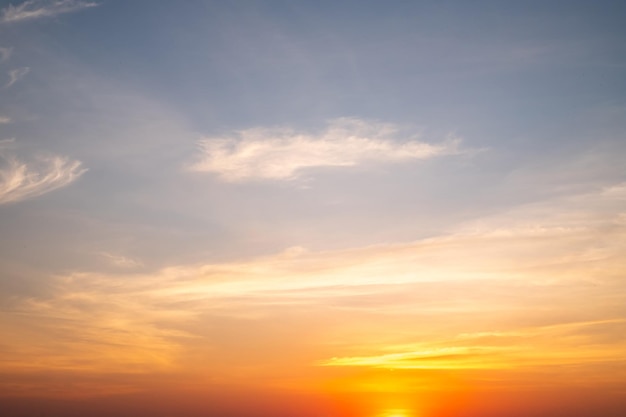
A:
[377, 409, 412, 417]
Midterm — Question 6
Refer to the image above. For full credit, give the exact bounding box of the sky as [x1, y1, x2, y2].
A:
[0, 1, 625, 416]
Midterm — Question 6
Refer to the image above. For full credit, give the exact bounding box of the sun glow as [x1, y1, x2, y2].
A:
[378, 409, 413, 417]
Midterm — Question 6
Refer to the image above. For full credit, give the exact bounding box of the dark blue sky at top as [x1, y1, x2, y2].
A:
[12, 0, 623, 139]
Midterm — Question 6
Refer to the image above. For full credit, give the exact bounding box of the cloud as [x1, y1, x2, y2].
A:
[319, 346, 502, 370]
[319, 318, 626, 371]
[0, 145, 86, 204]
[16, 180, 625, 299]
[0, 46, 12, 62]
[100, 252, 143, 268]
[5, 67, 29, 88]
[0, 138, 15, 149]
[190, 118, 460, 182]
[1, 0, 97, 23]
[0, 116, 10, 124]
[1, 181, 624, 394]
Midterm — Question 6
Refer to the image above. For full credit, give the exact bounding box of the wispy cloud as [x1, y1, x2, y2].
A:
[0, 116, 10, 124]
[0, 182, 624, 396]
[100, 252, 143, 269]
[0, 144, 86, 204]
[319, 319, 626, 371]
[5, 67, 29, 88]
[1, 0, 97, 24]
[190, 118, 460, 182]
[319, 346, 505, 370]
[0, 46, 12, 61]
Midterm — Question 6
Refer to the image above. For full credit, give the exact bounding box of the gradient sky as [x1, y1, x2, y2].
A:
[1, 1, 626, 416]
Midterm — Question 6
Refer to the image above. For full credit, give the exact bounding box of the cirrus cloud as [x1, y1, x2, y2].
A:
[0, 141, 86, 205]
[1, 0, 98, 24]
[190, 118, 460, 182]
[2, 181, 624, 387]
[4, 67, 29, 89]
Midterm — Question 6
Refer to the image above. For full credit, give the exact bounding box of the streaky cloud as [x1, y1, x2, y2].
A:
[319, 318, 626, 370]
[1, 0, 97, 24]
[319, 346, 501, 370]
[1, 182, 624, 389]
[4, 67, 29, 88]
[0, 116, 10, 124]
[0, 146, 86, 205]
[190, 118, 460, 182]
[100, 252, 143, 268]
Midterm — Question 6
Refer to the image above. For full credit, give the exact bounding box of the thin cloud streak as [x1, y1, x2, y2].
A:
[191, 118, 460, 182]
[5, 67, 29, 88]
[1, 0, 97, 23]
[319, 346, 508, 370]
[100, 252, 143, 269]
[319, 320, 626, 370]
[0, 148, 86, 204]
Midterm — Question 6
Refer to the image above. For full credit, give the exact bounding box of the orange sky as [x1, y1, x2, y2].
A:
[2, 175, 625, 416]
[2, 190, 625, 415]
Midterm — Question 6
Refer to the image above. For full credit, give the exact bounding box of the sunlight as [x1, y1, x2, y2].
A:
[377, 408, 413, 417]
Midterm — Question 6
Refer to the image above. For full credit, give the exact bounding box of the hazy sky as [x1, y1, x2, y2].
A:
[1, 1, 625, 416]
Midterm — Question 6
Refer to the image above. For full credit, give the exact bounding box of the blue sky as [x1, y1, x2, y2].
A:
[1, 2, 626, 416]
[0, 0, 624, 301]
[1, 0, 623, 269]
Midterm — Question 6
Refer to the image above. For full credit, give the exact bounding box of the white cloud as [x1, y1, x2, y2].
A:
[1, 0, 97, 23]
[5, 67, 29, 88]
[0, 46, 12, 62]
[190, 118, 460, 182]
[0, 116, 10, 124]
[41, 180, 625, 304]
[0, 147, 86, 205]
[100, 252, 143, 268]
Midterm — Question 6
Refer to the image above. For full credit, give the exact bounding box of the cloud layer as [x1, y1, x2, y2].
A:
[1, 181, 623, 392]
[1, 0, 97, 23]
[0, 144, 86, 204]
[191, 118, 459, 182]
